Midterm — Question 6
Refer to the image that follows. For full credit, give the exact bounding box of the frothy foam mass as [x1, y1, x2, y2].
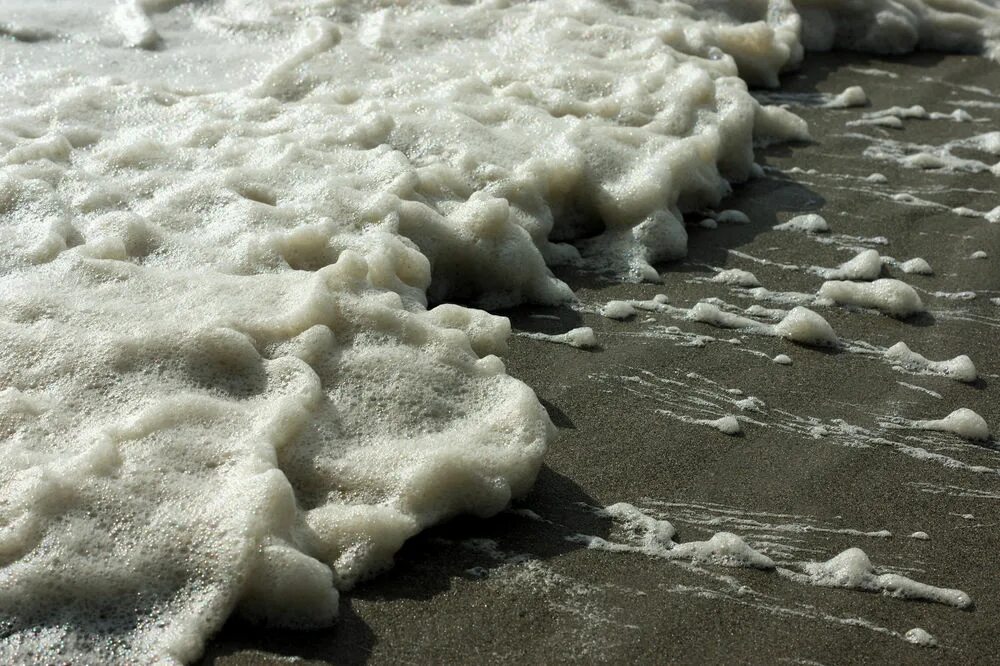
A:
[0, 0, 998, 662]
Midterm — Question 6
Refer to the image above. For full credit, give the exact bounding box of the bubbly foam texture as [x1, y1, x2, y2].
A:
[1, 0, 998, 662]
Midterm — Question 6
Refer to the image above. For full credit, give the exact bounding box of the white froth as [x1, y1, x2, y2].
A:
[600, 300, 638, 320]
[520, 327, 599, 349]
[799, 548, 972, 609]
[885, 342, 977, 383]
[904, 628, 938, 648]
[900, 258, 933, 275]
[699, 415, 743, 436]
[773, 307, 839, 347]
[825, 86, 869, 109]
[774, 214, 830, 233]
[711, 268, 761, 288]
[913, 408, 991, 441]
[812, 249, 883, 281]
[773, 354, 793, 365]
[818, 279, 926, 318]
[578, 503, 773, 569]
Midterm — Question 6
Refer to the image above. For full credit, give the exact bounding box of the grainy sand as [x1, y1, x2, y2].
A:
[204, 52, 1000, 666]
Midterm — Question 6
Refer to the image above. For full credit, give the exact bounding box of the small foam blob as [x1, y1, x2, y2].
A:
[885, 342, 977, 382]
[700, 415, 742, 435]
[600, 301, 638, 320]
[813, 249, 882, 281]
[913, 408, 990, 441]
[520, 327, 598, 349]
[900, 258, 933, 275]
[716, 210, 751, 225]
[772, 354, 793, 365]
[818, 279, 925, 317]
[773, 307, 839, 347]
[824, 86, 868, 109]
[904, 628, 938, 648]
[774, 214, 830, 233]
[711, 268, 761, 288]
[801, 548, 972, 609]
[971, 250, 989, 259]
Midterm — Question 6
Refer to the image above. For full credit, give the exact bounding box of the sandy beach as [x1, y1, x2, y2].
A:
[201, 51, 1000, 665]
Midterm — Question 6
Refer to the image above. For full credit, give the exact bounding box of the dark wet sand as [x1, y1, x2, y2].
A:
[203, 52, 1000, 665]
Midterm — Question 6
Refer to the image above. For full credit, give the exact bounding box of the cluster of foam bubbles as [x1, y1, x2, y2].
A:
[0, 0, 998, 662]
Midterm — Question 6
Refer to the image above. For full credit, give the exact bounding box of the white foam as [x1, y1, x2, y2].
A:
[812, 249, 882, 281]
[798, 548, 972, 609]
[712, 268, 761, 288]
[818, 279, 926, 317]
[900, 258, 933, 275]
[520, 327, 599, 349]
[773, 307, 840, 347]
[913, 408, 991, 441]
[825, 86, 868, 109]
[904, 628, 938, 648]
[699, 415, 743, 436]
[600, 301, 638, 320]
[885, 342, 977, 382]
[774, 214, 830, 233]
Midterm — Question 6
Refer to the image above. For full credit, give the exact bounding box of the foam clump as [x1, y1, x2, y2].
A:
[900, 257, 933, 275]
[671, 532, 774, 569]
[699, 415, 743, 435]
[813, 249, 883, 281]
[824, 86, 868, 108]
[818, 279, 925, 317]
[521, 327, 599, 349]
[802, 548, 972, 608]
[774, 214, 830, 233]
[711, 268, 761, 288]
[904, 628, 938, 648]
[601, 300, 638, 320]
[587, 504, 773, 569]
[885, 342, 977, 382]
[774, 307, 839, 347]
[913, 408, 991, 441]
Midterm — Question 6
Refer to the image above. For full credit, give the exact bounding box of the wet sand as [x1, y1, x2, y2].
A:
[203, 52, 1000, 665]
